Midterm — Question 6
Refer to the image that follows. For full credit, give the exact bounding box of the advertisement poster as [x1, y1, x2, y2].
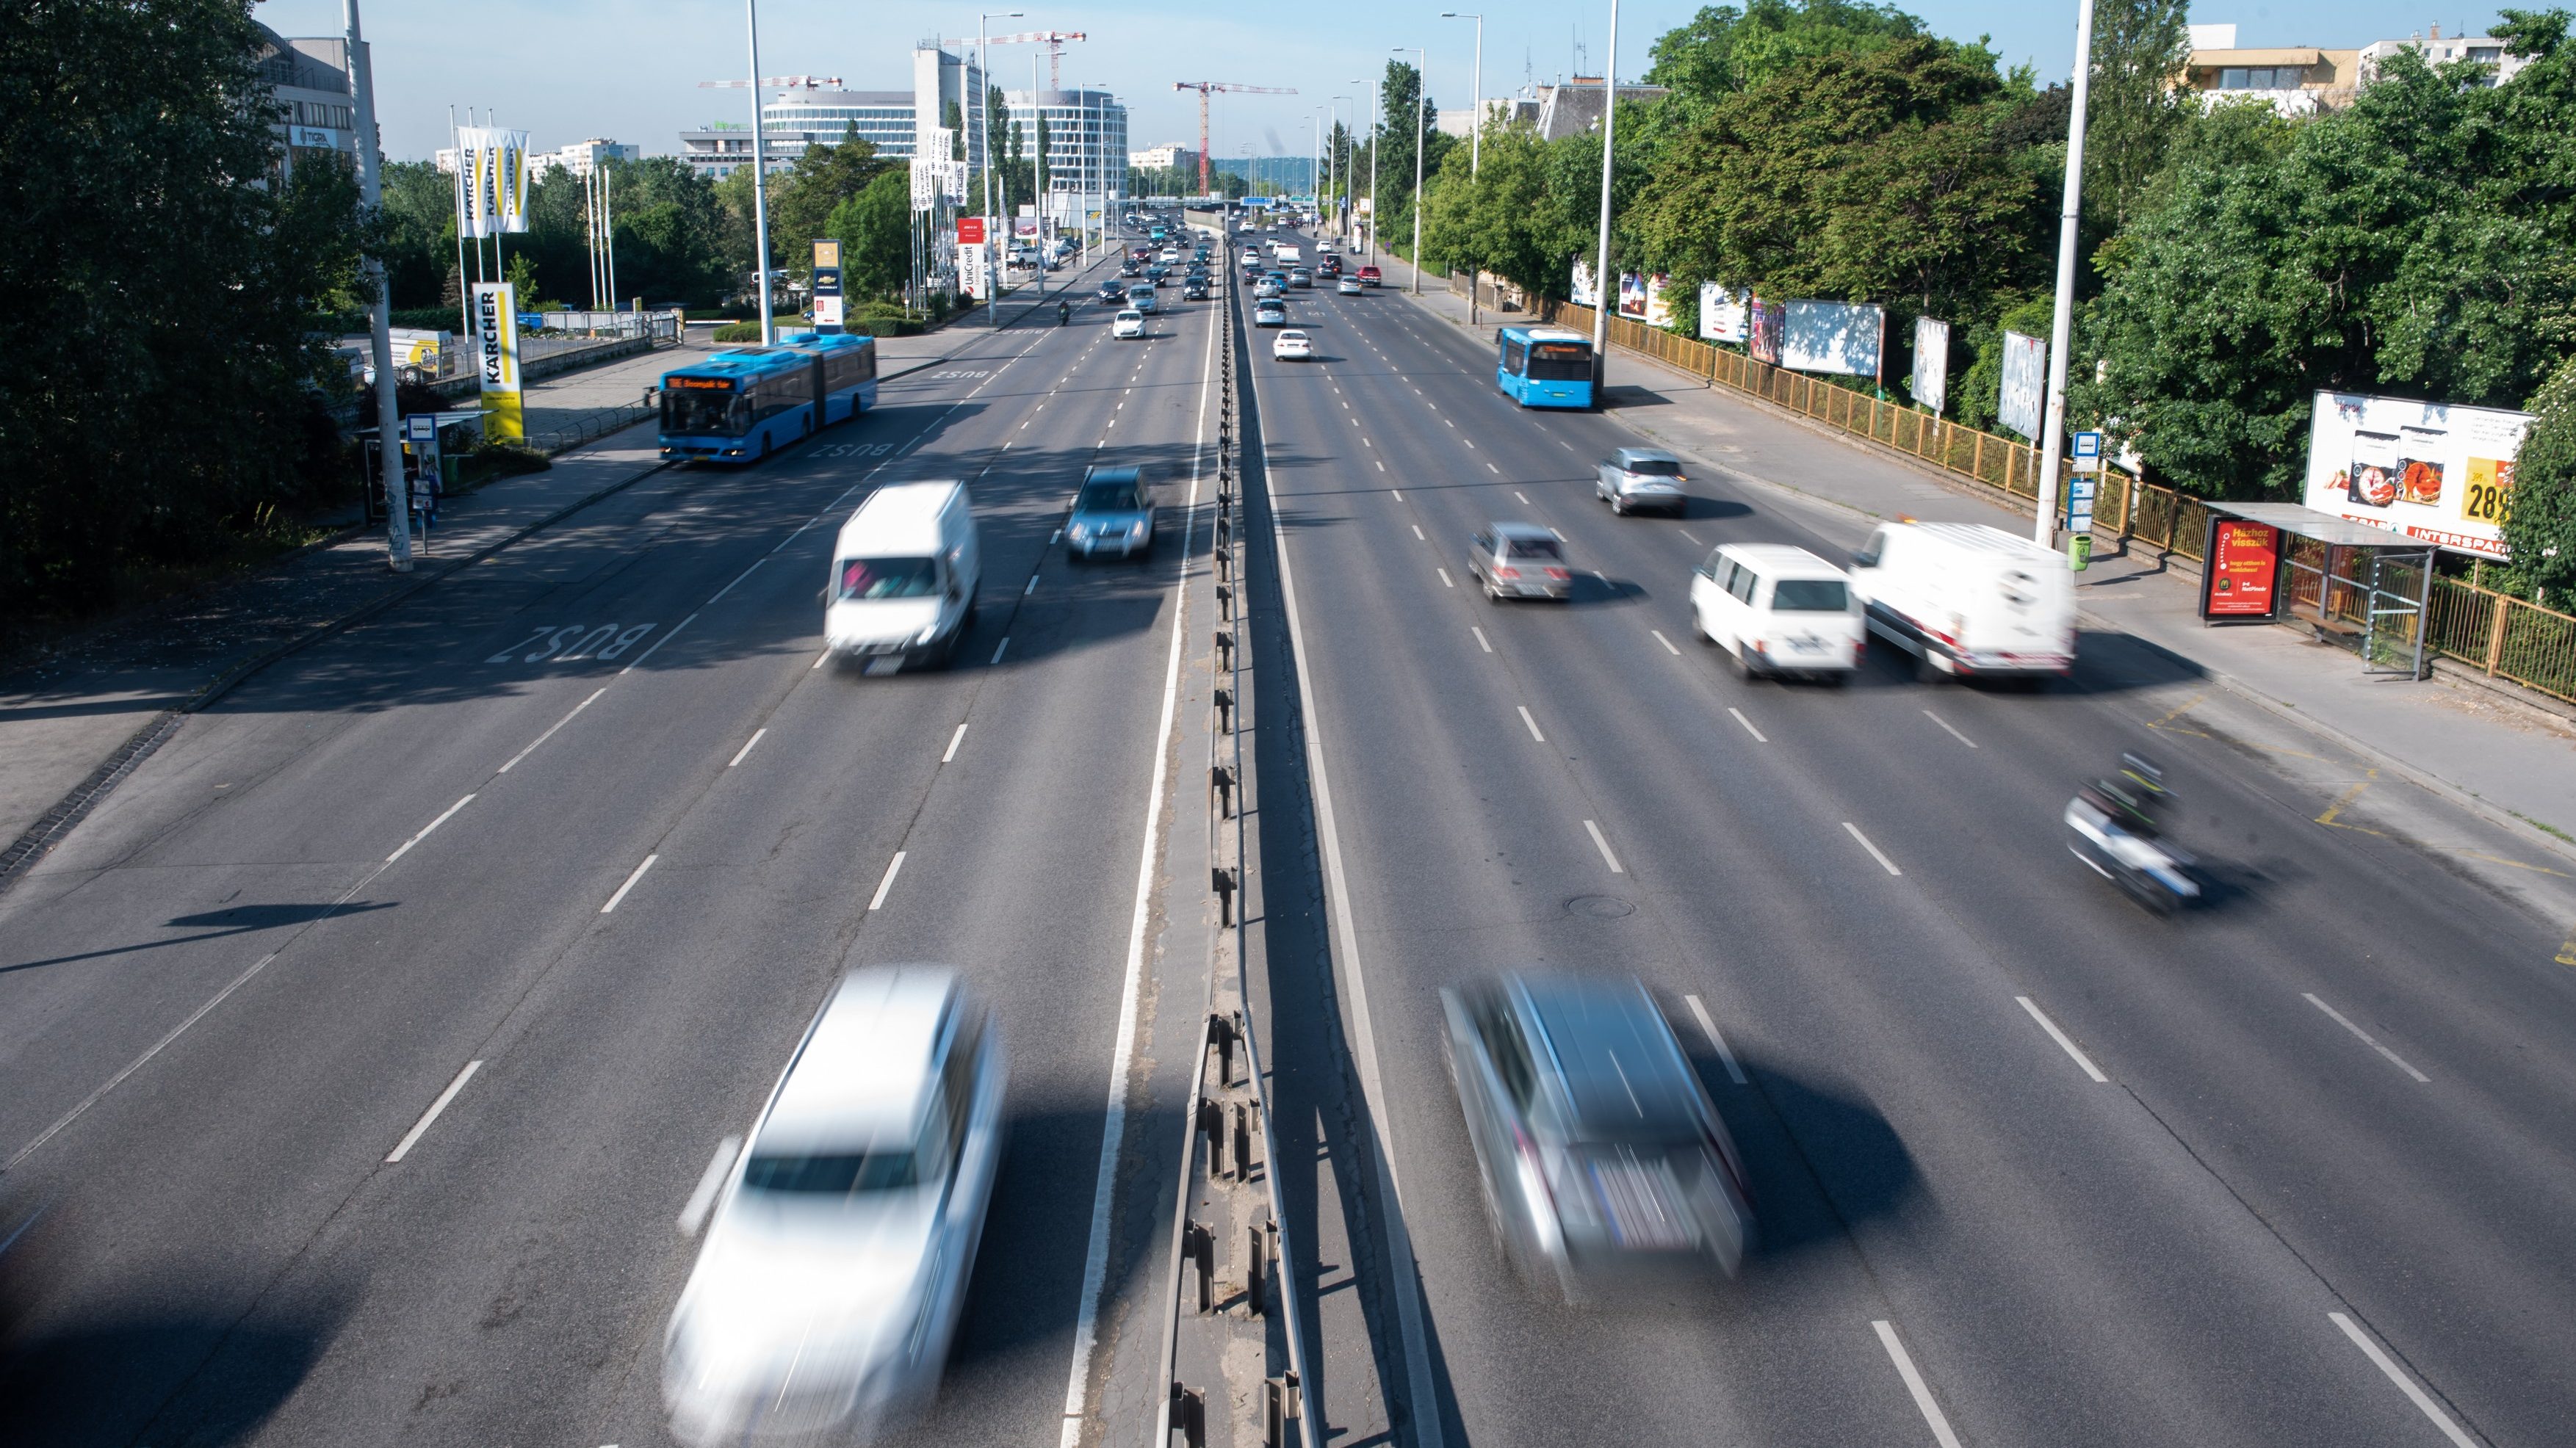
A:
[1781, 300, 1884, 377]
[1570, 259, 1600, 308]
[1698, 283, 1747, 343]
[472, 281, 523, 440]
[2303, 389, 2532, 560]
[956, 242, 989, 300]
[1616, 273, 1676, 327]
[1998, 330, 2047, 439]
[2202, 519, 2283, 619]
[1747, 299, 1783, 366]
[1912, 316, 1951, 415]
[956, 216, 986, 245]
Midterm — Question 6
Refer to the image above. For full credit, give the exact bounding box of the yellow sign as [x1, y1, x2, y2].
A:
[473, 281, 523, 441]
[813, 239, 842, 269]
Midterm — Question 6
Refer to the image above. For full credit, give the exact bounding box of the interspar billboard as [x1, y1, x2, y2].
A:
[2303, 390, 2533, 560]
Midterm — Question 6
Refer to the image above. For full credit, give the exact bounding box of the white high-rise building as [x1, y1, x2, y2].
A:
[1001, 88, 1129, 206]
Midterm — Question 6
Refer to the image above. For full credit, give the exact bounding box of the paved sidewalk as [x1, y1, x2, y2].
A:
[1374, 252, 2576, 858]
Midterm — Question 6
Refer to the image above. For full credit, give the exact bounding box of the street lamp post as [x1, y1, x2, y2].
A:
[1393, 46, 1425, 294]
[1328, 95, 1349, 229]
[1349, 77, 1377, 255]
[1441, 12, 1482, 177]
[1587, 0, 1620, 405]
[981, 10, 1022, 329]
[744, 0, 775, 344]
[2033, 0, 2098, 550]
[344, 0, 407, 571]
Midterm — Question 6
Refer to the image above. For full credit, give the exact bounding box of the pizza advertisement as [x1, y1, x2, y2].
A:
[2303, 391, 2534, 560]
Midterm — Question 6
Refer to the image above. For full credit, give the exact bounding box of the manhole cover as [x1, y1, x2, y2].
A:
[1566, 895, 1634, 919]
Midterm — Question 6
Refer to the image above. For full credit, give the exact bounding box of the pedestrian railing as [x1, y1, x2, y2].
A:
[1529, 295, 2576, 709]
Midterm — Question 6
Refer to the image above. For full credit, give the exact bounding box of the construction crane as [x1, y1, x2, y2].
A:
[926, 32, 1088, 88]
[697, 76, 845, 90]
[1172, 82, 1295, 196]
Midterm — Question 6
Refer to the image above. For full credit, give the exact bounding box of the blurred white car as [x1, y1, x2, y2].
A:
[1112, 309, 1145, 339]
[663, 967, 1006, 1445]
[1273, 329, 1314, 361]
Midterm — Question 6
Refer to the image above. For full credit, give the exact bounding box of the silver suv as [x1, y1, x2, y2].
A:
[1466, 522, 1572, 602]
[1595, 446, 1689, 516]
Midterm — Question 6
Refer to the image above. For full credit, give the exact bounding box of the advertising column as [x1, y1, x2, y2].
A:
[473, 280, 524, 441]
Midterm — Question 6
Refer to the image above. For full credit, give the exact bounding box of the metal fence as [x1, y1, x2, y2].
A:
[1531, 293, 2576, 709]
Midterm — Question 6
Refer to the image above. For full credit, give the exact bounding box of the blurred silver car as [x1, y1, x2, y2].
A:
[1595, 446, 1689, 517]
[1067, 465, 1156, 560]
[1467, 522, 1573, 602]
[663, 967, 1006, 1445]
[1440, 974, 1753, 1298]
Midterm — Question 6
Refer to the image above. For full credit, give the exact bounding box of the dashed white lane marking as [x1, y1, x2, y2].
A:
[943, 723, 969, 764]
[1842, 822, 1902, 876]
[1517, 706, 1545, 742]
[811, 650, 829, 670]
[1728, 707, 1767, 742]
[2017, 996, 2110, 1082]
[1583, 819, 1626, 875]
[1487, 462, 1501, 474]
[867, 851, 907, 911]
[677, 1135, 741, 1237]
[1376, 460, 1387, 471]
[386, 794, 475, 864]
[2305, 993, 2431, 1082]
[1471, 626, 1493, 653]
[1025, 575, 1040, 595]
[1514, 490, 1531, 504]
[727, 728, 767, 767]
[1872, 1321, 1966, 1448]
[1922, 710, 1979, 749]
[1436, 568, 1455, 588]
[2328, 1312, 2478, 1447]
[1650, 629, 1681, 655]
[1678, 528, 1706, 546]
[385, 1060, 482, 1163]
[1684, 994, 1749, 1085]
[601, 854, 659, 913]
[1410, 524, 1426, 540]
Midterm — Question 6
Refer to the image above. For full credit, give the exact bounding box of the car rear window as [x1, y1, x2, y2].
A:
[1505, 536, 1565, 561]
[1770, 578, 1850, 612]
[741, 1148, 920, 1194]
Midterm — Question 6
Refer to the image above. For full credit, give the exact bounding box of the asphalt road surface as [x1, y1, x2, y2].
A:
[1237, 229, 2573, 1448]
[0, 258, 1224, 1447]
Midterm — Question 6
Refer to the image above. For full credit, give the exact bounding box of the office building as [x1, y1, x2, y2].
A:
[2358, 24, 2529, 87]
[763, 90, 917, 160]
[1130, 143, 1195, 173]
[254, 24, 358, 181]
[1003, 88, 1129, 206]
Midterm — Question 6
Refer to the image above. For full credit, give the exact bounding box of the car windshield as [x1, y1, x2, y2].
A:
[1077, 480, 1144, 512]
[1623, 458, 1683, 477]
[836, 557, 939, 600]
[1771, 578, 1850, 612]
[1504, 536, 1565, 561]
[741, 1148, 921, 1195]
[661, 385, 744, 437]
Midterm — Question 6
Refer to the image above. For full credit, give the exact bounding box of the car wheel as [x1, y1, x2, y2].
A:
[1914, 648, 1947, 684]
[1734, 645, 1759, 680]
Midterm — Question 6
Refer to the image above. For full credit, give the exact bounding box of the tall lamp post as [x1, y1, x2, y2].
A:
[1587, 0, 1620, 403]
[1393, 46, 1425, 294]
[344, 0, 406, 571]
[743, 0, 775, 343]
[981, 10, 1023, 328]
[1328, 95, 1349, 231]
[1349, 76, 1378, 256]
[2033, 0, 2097, 549]
[1441, 11, 1482, 177]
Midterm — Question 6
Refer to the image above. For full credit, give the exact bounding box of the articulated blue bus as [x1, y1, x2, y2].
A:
[1496, 325, 1595, 409]
[658, 333, 878, 463]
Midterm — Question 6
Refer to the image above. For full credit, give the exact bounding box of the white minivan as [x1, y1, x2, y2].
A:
[1689, 543, 1864, 681]
[1847, 520, 2075, 681]
[823, 481, 981, 673]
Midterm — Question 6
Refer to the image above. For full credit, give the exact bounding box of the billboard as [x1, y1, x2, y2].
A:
[1617, 273, 1675, 327]
[2201, 520, 2284, 619]
[957, 242, 989, 300]
[1570, 259, 1601, 308]
[1698, 283, 1748, 343]
[1781, 300, 1883, 377]
[1747, 298, 1783, 366]
[472, 281, 522, 441]
[956, 216, 986, 245]
[1912, 316, 1951, 416]
[1998, 330, 2047, 439]
[2303, 390, 2532, 560]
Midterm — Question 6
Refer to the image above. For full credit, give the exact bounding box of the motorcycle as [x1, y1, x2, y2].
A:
[2065, 756, 2200, 913]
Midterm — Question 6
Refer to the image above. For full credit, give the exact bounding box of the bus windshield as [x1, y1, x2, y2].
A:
[662, 384, 744, 436]
[1525, 343, 1592, 383]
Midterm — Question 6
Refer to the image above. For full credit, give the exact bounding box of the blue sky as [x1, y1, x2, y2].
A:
[256, 1, 2508, 163]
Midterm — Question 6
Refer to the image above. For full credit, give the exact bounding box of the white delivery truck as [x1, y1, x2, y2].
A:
[823, 481, 982, 673]
[1272, 244, 1302, 266]
[1847, 521, 2075, 681]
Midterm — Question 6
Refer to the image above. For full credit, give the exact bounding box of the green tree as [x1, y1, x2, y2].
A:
[1375, 59, 1458, 256]
[987, 84, 1014, 216]
[772, 125, 889, 281]
[2506, 358, 2576, 600]
[2083, 0, 2193, 234]
[1645, 0, 1933, 104]
[607, 156, 731, 308]
[378, 159, 458, 309]
[945, 101, 967, 160]
[828, 169, 914, 301]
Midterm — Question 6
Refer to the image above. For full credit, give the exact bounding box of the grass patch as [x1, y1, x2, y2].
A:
[2509, 809, 2575, 844]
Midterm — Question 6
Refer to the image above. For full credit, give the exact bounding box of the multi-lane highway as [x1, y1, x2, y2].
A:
[0, 256, 1227, 1447]
[1234, 226, 2575, 1448]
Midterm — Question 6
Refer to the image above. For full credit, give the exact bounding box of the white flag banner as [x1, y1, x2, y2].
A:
[455, 127, 530, 237]
[494, 128, 531, 234]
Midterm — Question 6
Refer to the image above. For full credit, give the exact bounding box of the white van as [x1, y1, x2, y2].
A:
[1273, 244, 1302, 266]
[1689, 543, 1864, 681]
[823, 481, 981, 673]
[1847, 521, 2074, 681]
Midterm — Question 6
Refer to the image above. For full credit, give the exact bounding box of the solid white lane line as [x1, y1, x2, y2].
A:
[1410, 524, 1426, 540]
[1872, 1321, 1966, 1448]
[727, 728, 768, 767]
[1843, 821, 1902, 875]
[1518, 706, 1545, 742]
[497, 689, 607, 774]
[1515, 490, 1531, 504]
[2017, 996, 2110, 1082]
[618, 609, 699, 676]
[1922, 710, 1979, 748]
[1684, 995, 1750, 1085]
[386, 794, 475, 864]
[2304, 993, 2431, 1082]
[2329, 1312, 2478, 1448]
[1584, 819, 1626, 875]
[867, 851, 907, 911]
[385, 1060, 482, 1163]
[1651, 629, 1681, 655]
[1678, 528, 1706, 546]
[1728, 707, 1767, 743]
[1437, 568, 1455, 588]
[601, 854, 659, 913]
[942, 723, 968, 763]
[678, 1135, 741, 1237]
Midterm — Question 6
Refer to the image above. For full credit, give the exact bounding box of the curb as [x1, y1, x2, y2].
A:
[0, 451, 674, 895]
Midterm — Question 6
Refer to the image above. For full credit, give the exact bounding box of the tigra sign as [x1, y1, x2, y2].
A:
[474, 281, 524, 441]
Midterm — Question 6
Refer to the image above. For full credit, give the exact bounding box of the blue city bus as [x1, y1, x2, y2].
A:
[657, 333, 878, 463]
[1495, 325, 1595, 409]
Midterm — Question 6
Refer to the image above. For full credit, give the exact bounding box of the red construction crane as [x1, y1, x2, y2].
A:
[1172, 82, 1295, 196]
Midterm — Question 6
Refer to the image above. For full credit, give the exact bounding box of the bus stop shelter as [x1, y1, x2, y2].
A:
[2195, 501, 2438, 678]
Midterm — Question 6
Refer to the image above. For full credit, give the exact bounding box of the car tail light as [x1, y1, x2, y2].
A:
[1495, 566, 1520, 580]
[1543, 568, 1570, 582]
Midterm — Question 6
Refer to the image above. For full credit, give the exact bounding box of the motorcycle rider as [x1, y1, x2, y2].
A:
[2080, 753, 2171, 840]
[1058, 299, 1070, 327]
